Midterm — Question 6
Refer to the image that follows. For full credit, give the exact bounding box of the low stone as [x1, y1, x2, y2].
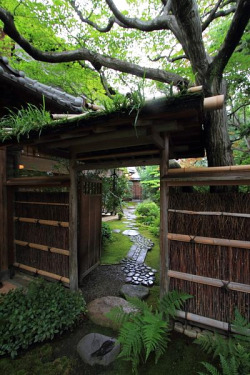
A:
[112, 229, 121, 233]
[122, 229, 140, 236]
[87, 296, 137, 330]
[77, 333, 120, 366]
[174, 322, 184, 334]
[184, 329, 197, 339]
[120, 284, 150, 300]
[125, 277, 132, 283]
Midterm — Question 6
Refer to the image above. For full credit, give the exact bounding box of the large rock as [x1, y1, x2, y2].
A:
[120, 284, 149, 300]
[87, 296, 136, 330]
[77, 333, 120, 366]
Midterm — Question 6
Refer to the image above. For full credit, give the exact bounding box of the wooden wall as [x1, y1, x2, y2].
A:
[0, 148, 8, 277]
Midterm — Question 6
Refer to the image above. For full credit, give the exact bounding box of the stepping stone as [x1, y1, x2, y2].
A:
[77, 333, 120, 366]
[122, 229, 139, 236]
[87, 296, 137, 330]
[112, 229, 121, 233]
[120, 284, 150, 299]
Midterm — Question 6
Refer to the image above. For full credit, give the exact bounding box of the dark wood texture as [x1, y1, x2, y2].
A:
[0, 147, 8, 275]
[69, 159, 78, 291]
[78, 178, 102, 284]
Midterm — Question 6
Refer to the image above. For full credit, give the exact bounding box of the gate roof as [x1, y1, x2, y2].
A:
[4, 92, 205, 168]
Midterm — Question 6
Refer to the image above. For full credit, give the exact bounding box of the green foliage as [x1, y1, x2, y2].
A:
[0, 278, 86, 358]
[101, 222, 113, 244]
[107, 291, 192, 374]
[0, 103, 52, 141]
[135, 200, 160, 236]
[196, 309, 250, 375]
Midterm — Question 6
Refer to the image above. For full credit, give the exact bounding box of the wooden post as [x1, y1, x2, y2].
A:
[0, 147, 8, 279]
[160, 135, 170, 297]
[69, 158, 78, 291]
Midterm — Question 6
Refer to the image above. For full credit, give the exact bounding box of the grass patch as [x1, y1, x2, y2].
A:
[101, 219, 132, 264]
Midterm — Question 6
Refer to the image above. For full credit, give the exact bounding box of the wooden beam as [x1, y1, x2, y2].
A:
[69, 159, 78, 291]
[76, 157, 160, 171]
[0, 147, 8, 276]
[77, 149, 160, 161]
[160, 135, 170, 297]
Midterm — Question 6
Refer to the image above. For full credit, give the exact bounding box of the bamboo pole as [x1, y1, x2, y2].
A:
[13, 262, 69, 284]
[160, 135, 170, 297]
[6, 175, 70, 186]
[203, 95, 224, 110]
[14, 239, 69, 256]
[15, 201, 69, 206]
[166, 165, 250, 175]
[168, 209, 250, 219]
[14, 217, 69, 228]
[168, 270, 250, 293]
[167, 233, 250, 249]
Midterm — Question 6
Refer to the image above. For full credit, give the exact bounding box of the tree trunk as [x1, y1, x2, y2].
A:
[203, 78, 234, 167]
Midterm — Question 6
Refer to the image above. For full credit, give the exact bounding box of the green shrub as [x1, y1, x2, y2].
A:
[101, 222, 112, 244]
[0, 278, 86, 358]
[107, 290, 192, 374]
[135, 201, 160, 226]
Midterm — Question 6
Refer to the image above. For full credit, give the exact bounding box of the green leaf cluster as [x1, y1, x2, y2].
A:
[0, 103, 52, 141]
[107, 291, 192, 374]
[135, 200, 160, 236]
[0, 278, 86, 358]
[196, 309, 250, 375]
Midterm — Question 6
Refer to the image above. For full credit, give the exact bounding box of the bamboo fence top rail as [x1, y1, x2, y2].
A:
[13, 262, 69, 284]
[168, 233, 250, 249]
[15, 201, 69, 206]
[168, 209, 250, 219]
[168, 270, 250, 294]
[167, 165, 250, 174]
[14, 239, 69, 256]
[6, 175, 70, 186]
[14, 217, 69, 228]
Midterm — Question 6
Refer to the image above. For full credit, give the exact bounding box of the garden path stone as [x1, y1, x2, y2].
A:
[77, 333, 120, 366]
[122, 229, 139, 236]
[87, 296, 137, 330]
[120, 284, 149, 299]
[112, 229, 121, 233]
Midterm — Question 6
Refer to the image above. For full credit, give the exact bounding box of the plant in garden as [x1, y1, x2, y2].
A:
[135, 201, 160, 236]
[107, 290, 192, 374]
[0, 102, 52, 141]
[196, 309, 250, 375]
[0, 278, 86, 358]
[101, 222, 112, 244]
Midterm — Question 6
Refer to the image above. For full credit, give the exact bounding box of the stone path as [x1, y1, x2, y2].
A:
[117, 204, 157, 287]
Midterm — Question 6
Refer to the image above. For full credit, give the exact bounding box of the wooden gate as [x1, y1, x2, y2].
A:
[12, 178, 102, 286]
[78, 178, 102, 283]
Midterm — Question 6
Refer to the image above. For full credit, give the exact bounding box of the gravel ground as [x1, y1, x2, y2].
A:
[80, 264, 126, 303]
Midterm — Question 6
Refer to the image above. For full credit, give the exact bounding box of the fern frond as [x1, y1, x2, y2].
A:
[118, 321, 142, 360]
[126, 296, 152, 314]
[219, 354, 238, 375]
[106, 306, 132, 327]
[141, 310, 168, 361]
[159, 291, 192, 318]
[196, 332, 235, 358]
[198, 361, 221, 375]
[232, 309, 250, 342]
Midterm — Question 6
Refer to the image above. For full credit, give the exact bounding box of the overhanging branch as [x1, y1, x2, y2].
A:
[0, 7, 187, 86]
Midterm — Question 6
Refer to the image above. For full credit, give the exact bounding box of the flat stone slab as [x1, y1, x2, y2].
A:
[87, 296, 137, 330]
[77, 333, 120, 366]
[120, 284, 149, 300]
[112, 229, 121, 233]
[122, 229, 139, 236]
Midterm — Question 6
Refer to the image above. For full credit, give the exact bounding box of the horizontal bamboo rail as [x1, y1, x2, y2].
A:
[6, 175, 70, 186]
[168, 233, 250, 249]
[15, 239, 69, 256]
[15, 201, 69, 206]
[168, 165, 250, 174]
[168, 209, 250, 219]
[13, 262, 69, 284]
[14, 217, 69, 228]
[168, 270, 250, 293]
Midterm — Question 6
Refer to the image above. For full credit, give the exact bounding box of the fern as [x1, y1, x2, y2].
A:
[159, 290, 192, 318]
[196, 309, 250, 375]
[198, 361, 222, 375]
[108, 290, 191, 374]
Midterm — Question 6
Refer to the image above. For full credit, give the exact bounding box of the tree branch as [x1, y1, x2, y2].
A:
[0, 7, 186, 86]
[149, 53, 187, 62]
[202, 0, 223, 30]
[210, 0, 250, 79]
[105, 0, 177, 32]
[69, 0, 115, 33]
